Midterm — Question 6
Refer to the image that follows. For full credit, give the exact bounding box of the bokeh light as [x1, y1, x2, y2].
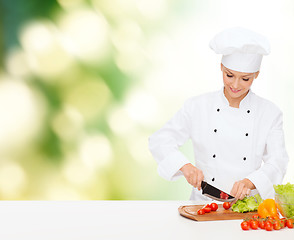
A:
[0, 78, 44, 153]
[0, 161, 27, 199]
[20, 20, 73, 78]
[58, 7, 109, 63]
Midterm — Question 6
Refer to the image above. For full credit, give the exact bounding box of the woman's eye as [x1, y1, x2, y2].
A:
[226, 74, 233, 78]
[242, 78, 249, 81]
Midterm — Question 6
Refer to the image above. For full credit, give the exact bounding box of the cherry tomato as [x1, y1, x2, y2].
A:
[265, 221, 273, 231]
[203, 207, 211, 213]
[258, 220, 265, 229]
[197, 209, 205, 215]
[241, 221, 250, 230]
[223, 202, 231, 210]
[252, 214, 259, 219]
[210, 203, 218, 211]
[273, 220, 281, 230]
[250, 220, 259, 230]
[286, 219, 294, 229]
[204, 204, 211, 208]
[220, 191, 229, 200]
[280, 218, 286, 228]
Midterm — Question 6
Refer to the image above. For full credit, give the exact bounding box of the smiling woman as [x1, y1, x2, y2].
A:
[149, 27, 289, 202]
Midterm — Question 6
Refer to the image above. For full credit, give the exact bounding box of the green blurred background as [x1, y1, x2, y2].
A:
[0, 0, 293, 200]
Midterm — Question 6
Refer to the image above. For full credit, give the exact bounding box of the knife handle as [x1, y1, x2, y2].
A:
[201, 181, 207, 190]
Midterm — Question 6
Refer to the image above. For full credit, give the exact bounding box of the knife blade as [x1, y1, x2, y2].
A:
[201, 181, 235, 202]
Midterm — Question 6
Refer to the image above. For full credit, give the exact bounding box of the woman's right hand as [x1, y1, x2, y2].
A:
[180, 163, 204, 190]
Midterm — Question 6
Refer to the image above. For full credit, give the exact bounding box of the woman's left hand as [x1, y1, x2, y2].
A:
[230, 178, 256, 202]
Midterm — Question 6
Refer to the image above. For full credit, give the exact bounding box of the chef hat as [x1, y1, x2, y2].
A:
[209, 27, 271, 73]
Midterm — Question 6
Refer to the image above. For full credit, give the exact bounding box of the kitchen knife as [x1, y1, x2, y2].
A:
[201, 181, 235, 202]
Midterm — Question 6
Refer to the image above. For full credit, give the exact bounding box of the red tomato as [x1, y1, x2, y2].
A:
[203, 207, 211, 213]
[250, 220, 259, 230]
[223, 202, 231, 210]
[280, 218, 286, 228]
[204, 204, 211, 208]
[258, 220, 265, 229]
[210, 203, 218, 211]
[273, 220, 281, 230]
[241, 221, 250, 230]
[252, 214, 259, 219]
[197, 209, 205, 215]
[286, 219, 294, 229]
[265, 221, 273, 231]
[220, 191, 229, 200]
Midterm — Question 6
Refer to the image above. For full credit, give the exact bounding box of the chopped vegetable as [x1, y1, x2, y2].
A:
[197, 203, 218, 215]
[203, 207, 211, 213]
[232, 194, 263, 213]
[197, 209, 205, 215]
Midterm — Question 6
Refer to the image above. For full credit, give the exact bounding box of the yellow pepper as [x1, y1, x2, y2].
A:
[257, 199, 279, 219]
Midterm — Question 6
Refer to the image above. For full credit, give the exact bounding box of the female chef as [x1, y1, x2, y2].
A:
[148, 27, 289, 201]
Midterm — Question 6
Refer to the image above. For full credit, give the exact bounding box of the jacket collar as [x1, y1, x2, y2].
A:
[219, 87, 252, 109]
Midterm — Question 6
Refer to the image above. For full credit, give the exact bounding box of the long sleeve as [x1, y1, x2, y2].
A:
[246, 110, 289, 199]
[148, 99, 193, 181]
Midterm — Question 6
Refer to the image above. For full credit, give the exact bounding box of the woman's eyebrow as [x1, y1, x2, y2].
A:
[225, 69, 233, 74]
[242, 74, 252, 77]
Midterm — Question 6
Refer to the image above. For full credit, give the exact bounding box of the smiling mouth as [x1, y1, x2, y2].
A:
[230, 87, 241, 93]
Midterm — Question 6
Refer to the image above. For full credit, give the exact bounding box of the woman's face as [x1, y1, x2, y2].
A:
[221, 64, 259, 101]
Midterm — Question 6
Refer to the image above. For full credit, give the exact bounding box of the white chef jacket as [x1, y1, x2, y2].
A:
[149, 88, 289, 200]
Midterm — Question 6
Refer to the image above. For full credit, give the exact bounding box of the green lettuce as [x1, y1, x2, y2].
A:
[232, 194, 263, 213]
[274, 183, 294, 218]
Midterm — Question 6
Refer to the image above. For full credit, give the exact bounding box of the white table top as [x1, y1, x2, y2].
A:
[0, 201, 292, 240]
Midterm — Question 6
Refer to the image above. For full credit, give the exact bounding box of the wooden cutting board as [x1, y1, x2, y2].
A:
[178, 204, 257, 221]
